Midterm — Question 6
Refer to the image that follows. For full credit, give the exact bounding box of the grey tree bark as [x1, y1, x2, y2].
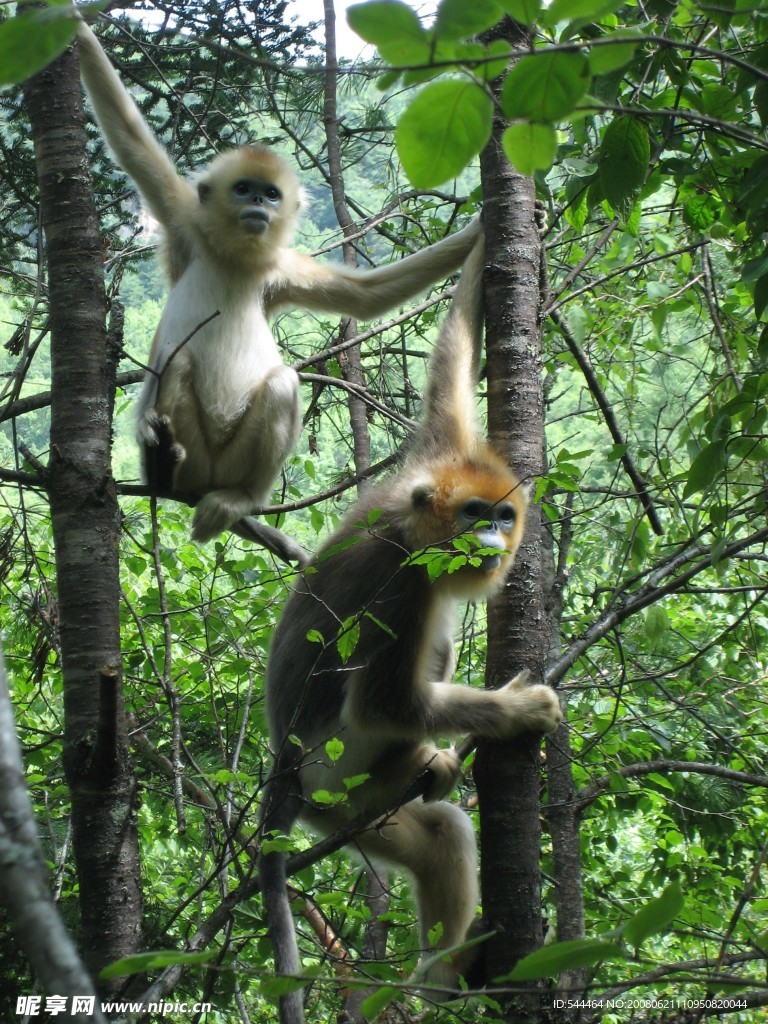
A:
[23, 32, 145, 990]
[474, 17, 551, 1022]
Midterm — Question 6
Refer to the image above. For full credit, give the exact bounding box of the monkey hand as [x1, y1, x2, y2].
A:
[497, 672, 563, 736]
[420, 745, 462, 802]
[139, 411, 185, 492]
[139, 409, 176, 450]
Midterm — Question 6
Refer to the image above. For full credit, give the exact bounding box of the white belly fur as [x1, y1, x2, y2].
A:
[157, 260, 281, 436]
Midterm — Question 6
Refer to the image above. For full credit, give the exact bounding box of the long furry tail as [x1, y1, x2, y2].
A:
[418, 235, 486, 454]
[259, 765, 305, 1024]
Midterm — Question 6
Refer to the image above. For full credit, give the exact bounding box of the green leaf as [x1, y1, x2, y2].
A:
[325, 737, 345, 762]
[100, 949, 216, 979]
[683, 440, 727, 497]
[363, 611, 397, 640]
[754, 273, 768, 320]
[682, 193, 716, 230]
[502, 51, 591, 122]
[260, 834, 296, 854]
[622, 882, 684, 948]
[435, 0, 504, 41]
[549, 0, 625, 20]
[360, 985, 401, 1020]
[396, 79, 493, 187]
[502, 122, 557, 174]
[599, 115, 650, 212]
[343, 773, 371, 791]
[336, 616, 361, 663]
[501, 0, 542, 26]
[500, 937, 624, 981]
[645, 604, 669, 644]
[0, 6, 79, 87]
[347, 1, 430, 64]
[742, 253, 768, 284]
[589, 35, 640, 76]
[261, 975, 311, 997]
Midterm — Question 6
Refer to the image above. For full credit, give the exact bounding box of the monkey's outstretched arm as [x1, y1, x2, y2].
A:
[344, 672, 562, 742]
[272, 219, 482, 321]
[76, 20, 194, 229]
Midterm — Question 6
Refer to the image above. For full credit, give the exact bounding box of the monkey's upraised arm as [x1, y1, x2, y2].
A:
[418, 236, 485, 453]
[76, 21, 194, 230]
[271, 218, 482, 321]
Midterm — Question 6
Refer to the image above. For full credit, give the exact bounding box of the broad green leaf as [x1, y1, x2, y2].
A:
[0, 6, 78, 87]
[435, 0, 504, 40]
[645, 604, 669, 644]
[347, 1, 430, 64]
[396, 79, 493, 187]
[500, 937, 624, 981]
[622, 882, 684, 948]
[683, 440, 727, 497]
[502, 0, 542, 26]
[311, 788, 345, 805]
[742, 253, 768, 285]
[482, 38, 514, 82]
[325, 737, 344, 762]
[682, 193, 716, 230]
[360, 985, 401, 1020]
[100, 949, 216, 979]
[549, 0, 625, 20]
[589, 35, 640, 75]
[696, 0, 735, 28]
[502, 122, 557, 175]
[598, 115, 650, 212]
[261, 834, 295, 854]
[501, 51, 591, 123]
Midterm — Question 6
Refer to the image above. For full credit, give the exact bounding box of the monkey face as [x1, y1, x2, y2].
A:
[195, 145, 302, 259]
[404, 456, 528, 596]
[229, 177, 283, 234]
[457, 496, 520, 571]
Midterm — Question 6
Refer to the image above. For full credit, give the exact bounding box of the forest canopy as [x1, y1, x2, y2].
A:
[1, 1, 767, 1023]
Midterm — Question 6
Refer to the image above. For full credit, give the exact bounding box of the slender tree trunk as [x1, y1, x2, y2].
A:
[23, 35, 144, 990]
[474, 17, 549, 1022]
[544, 494, 587, 1010]
[0, 649, 108, 1024]
[323, 0, 372, 479]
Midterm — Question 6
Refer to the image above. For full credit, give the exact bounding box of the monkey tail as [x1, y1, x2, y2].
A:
[258, 762, 305, 1024]
[419, 236, 486, 454]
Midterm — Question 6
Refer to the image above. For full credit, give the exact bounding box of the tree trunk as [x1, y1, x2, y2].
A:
[0, 648, 108, 1024]
[323, 0, 372, 479]
[23, 35, 144, 990]
[474, 17, 549, 1022]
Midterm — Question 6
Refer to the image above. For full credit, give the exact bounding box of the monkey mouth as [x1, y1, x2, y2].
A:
[480, 553, 501, 571]
[240, 209, 269, 233]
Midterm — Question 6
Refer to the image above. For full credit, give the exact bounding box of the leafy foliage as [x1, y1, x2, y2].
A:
[1, 0, 768, 1021]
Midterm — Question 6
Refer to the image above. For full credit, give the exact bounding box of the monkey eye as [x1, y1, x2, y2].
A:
[498, 504, 517, 525]
[233, 180, 251, 196]
[264, 185, 282, 201]
[462, 500, 488, 522]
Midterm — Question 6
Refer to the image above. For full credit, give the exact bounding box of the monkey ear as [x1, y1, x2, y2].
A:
[197, 180, 211, 203]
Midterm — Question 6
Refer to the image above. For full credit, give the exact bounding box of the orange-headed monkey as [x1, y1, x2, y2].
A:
[259, 238, 562, 1023]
